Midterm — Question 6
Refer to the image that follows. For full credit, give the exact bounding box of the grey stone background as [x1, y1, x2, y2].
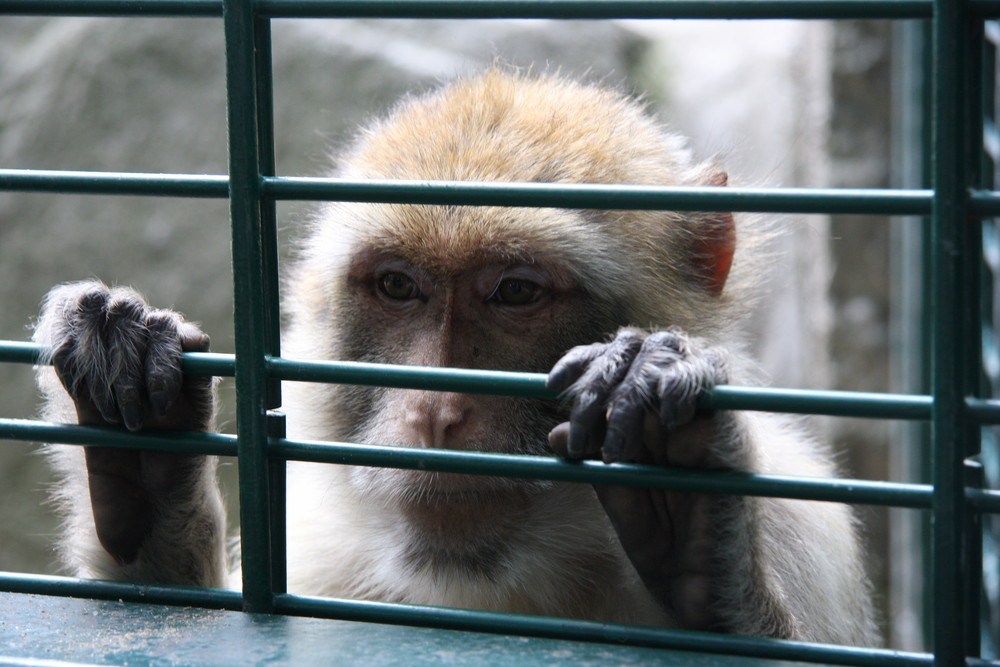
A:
[0, 16, 903, 647]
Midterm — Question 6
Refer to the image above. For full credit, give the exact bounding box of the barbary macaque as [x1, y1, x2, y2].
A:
[34, 69, 877, 644]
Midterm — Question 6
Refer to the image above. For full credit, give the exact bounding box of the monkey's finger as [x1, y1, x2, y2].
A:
[71, 286, 120, 425]
[547, 422, 571, 458]
[656, 348, 726, 431]
[565, 333, 644, 458]
[105, 294, 152, 432]
[145, 310, 187, 417]
[547, 341, 608, 394]
[603, 332, 681, 462]
[178, 322, 210, 354]
[604, 380, 655, 464]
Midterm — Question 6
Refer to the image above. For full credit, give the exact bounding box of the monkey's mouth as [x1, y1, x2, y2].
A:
[351, 465, 550, 509]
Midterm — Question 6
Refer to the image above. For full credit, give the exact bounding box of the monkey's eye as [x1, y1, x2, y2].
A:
[489, 278, 540, 306]
[378, 272, 419, 300]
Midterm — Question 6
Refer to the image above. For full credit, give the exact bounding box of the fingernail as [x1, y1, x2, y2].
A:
[602, 430, 624, 463]
[120, 401, 145, 432]
[546, 369, 569, 393]
[567, 422, 588, 458]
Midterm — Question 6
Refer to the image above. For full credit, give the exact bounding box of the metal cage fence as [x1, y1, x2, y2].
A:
[1, 1, 1000, 666]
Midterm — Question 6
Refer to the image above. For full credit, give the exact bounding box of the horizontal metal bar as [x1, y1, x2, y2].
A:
[0, 418, 239, 456]
[255, 0, 934, 20]
[0, 169, 229, 198]
[0, 169, 935, 215]
[0, 0, 945, 19]
[968, 487, 1000, 514]
[969, 189, 1000, 216]
[0, 417, 939, 509]
[0, 0, 221, 15]
[0, 572, 242, 610]
[270, 357, 941, 421]
[0, 343, 946, 421]
[277, 437, 936, 508]
[708, 386, 934, 420]
[274, 593, 932, 667]
[263, 177, 934, 215]
[965, 397, 1000, 423]
[0, 341, 43, 366]
[268, 355, 551, 397]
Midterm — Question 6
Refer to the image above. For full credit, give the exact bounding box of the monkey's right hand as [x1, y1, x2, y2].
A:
[36, 281, 217, 566]
[39, 281, 214, 433]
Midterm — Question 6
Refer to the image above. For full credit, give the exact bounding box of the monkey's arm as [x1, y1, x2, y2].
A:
[548, 329, 876, 645]
[34, 281, 228, 587]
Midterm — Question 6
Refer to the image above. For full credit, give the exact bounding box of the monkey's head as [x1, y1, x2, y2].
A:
[284, 69, 742, 510]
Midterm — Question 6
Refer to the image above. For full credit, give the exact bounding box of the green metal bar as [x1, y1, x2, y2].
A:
[0, 417, 239, 456]
[273, 594, 933, 667]
[972, 190, 1000, 215]
[251, 14, 288, 597]
[0, 169, 229, 198]
[0, 0, 940, 19]
[0, 342, 954, 421]
[0, 0, 221, 15]
[0, 341, 43, 365]
[269, 356, 940, 419]
[276, 438, 936, 508]
[930, 0, 975, 661]
[0, 572, 243, 610]
[263, 177, 935, 216]
[0, 416, 935, 508]
[255, 0, 935, 18]
[223, 0, 275, 614]
[0, 167, 935, 216]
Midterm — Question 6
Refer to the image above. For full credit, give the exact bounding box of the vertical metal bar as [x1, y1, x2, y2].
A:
[930, 0, 974, 663]
[966, 460, 985, 655]
[223, 0, 275, 614]
[254, 15, 282, 409]
[252, 14, 288, 596]
[890, 17, 933, 651]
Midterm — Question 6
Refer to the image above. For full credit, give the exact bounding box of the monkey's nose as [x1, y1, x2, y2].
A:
[403, 392, 474, 450]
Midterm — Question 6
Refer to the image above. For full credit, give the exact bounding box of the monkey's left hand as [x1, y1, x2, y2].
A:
[547, 328, 730, 631]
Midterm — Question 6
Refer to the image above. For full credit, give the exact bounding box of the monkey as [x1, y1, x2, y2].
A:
[33, 69, 878, 645]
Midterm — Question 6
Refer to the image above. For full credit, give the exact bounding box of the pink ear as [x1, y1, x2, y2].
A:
[692, 171, 735, 296]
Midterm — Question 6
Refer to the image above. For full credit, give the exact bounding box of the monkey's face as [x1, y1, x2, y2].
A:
[303, 204, 621, 516]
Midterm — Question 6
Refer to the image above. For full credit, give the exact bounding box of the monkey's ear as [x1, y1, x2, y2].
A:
[691, 171, 735, 297]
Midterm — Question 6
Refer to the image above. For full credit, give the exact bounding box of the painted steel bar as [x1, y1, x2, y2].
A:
[274, 593, 933, 667]
[0, 169, 229, 198]
[0, 340, 43, 366]
[929, 0, 974, 660]
[0, 0, 221, 15]
[959, 189, 1000, 215]
[251, 15, 289, 598]
[967, 487, 1000, 514]
[263, 177, 935, 216]
[256, 0, 934, 18]
[0, 572, 243, 611]
[0, 416, 950, 511]
[0, 417, 239, 456]
[0, 342, 949, 421]
[223, 0, 275, 614]
[276, 437, 936, 509]
[0, 167, 935, 216]
[271, 356, 941, 420]
[0, 0, 941, 19]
